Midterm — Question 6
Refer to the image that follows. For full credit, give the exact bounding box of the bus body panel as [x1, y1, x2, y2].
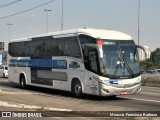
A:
[82, 71, 100, 95]
[8, 28, 142, 97]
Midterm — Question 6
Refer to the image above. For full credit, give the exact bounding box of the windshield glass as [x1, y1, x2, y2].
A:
[101, 40, 140, 78]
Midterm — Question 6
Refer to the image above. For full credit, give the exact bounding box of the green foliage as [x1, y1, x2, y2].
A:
[150, 48, 160, 64]
[140, 48, 160, 70]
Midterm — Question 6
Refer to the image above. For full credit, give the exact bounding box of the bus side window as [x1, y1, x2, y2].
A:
[88, 50, 98, 73]
[64, 37, 81, 58]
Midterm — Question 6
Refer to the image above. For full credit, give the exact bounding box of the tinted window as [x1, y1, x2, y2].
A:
[9, 42, 26, 57]
[31, 37, 63, 58]
[89, 50, 98, 73]
[9, 36, 81, 59]
[62, 37, 81, 58]
[9, 36, 54, 58]
[78, 35, 96, 57]
[78, 35, 96, 45]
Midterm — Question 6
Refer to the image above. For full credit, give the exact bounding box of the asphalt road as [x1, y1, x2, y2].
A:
[0, 77, 160, 118]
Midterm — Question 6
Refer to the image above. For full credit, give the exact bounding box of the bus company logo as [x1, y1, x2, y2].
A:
[122, 68, 128, 73]
[69, 61, 80, 69]
[2, 112, 11, 117]
[122, 84, 127, 88]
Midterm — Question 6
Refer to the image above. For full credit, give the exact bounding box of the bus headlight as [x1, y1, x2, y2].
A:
[136, 78, 141, 84]
[101, 80, 111, 86]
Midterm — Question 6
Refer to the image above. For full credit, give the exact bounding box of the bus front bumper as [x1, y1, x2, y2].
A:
[99, 83, 141, 96]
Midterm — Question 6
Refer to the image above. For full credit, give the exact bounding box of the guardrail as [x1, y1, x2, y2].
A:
[141, 74, 160, 87]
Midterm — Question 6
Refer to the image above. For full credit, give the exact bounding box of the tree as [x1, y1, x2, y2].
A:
[140, 60, 152, 70]
[155, 52, 160, 65]
[141, 48, 160, 70]
[150, 48, 160, 65]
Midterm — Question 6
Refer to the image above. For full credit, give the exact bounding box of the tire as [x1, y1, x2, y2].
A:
[108, 95, 117, 99]
[20, 75, 26, 88]
[3, 73, 5, 78]
[72, 80, 83, 98]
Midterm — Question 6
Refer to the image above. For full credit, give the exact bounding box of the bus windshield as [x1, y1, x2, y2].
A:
[101, 40, 140, 79]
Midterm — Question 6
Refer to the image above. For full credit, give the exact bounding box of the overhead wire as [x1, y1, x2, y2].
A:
[0, 0, 22, 9]
[0, 0, 55, 20]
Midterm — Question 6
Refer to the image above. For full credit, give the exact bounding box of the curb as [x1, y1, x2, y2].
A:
[0, 100, 72, 111]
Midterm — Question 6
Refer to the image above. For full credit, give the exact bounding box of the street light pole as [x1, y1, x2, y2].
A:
[44, 9, 52, 33]
[138, 0, 141, 45]
[7, 23, 13, 42]
[61, 0, 64, 31]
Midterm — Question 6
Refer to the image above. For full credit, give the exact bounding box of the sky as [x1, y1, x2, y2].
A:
[0, 0, 160, 51]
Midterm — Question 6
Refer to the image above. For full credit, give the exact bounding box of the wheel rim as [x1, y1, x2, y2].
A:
[21, 80, 24, 87]
[74, 84, 81, 95]
[21, 81, 24, 87]
[21, 77, 25, 88]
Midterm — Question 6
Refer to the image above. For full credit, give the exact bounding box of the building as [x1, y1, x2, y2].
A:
[139, 46, 151, 61]
[2, 51, 7, 65]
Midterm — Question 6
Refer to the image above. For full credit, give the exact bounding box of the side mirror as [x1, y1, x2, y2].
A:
[84, 44, 103, 59]
[136, 45, 147, 60]
[98, 46, 103, 59]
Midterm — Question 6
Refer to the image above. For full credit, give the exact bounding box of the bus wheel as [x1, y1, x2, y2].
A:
[20, 75, 26, 88]
[109, 95, 117, 99]
[72, 80, 82, 98]
[3, 73, 5, 78]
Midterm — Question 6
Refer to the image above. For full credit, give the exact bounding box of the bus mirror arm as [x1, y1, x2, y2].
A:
[136, 45, 147, 60]
[85, 44, 103, 59]
[98, 47, 103, 59]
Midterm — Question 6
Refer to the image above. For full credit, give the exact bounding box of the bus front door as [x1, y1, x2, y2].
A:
[84, 45, 100, 95]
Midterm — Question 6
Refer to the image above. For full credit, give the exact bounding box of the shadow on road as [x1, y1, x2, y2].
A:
[0, 78, 128, 102]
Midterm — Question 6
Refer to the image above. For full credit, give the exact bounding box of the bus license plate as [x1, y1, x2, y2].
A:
[120, 91, 128, 95]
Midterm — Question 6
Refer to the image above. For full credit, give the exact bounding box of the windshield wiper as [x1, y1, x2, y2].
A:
[125, 62, 135, 77]
[113, 58, 135, 78]
[121, 55, 135, 77]
[113, 58, 123, 79]
[113, 42, 135, 78]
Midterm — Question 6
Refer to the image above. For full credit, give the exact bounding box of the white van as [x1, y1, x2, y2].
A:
[1, 65, 8, 78]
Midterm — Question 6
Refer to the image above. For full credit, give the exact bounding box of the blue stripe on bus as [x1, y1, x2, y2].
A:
[9, 59, 67, 69]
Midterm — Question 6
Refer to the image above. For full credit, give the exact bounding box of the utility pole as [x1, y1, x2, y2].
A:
[44, 9, 52, 33]
[138, 0, 141, 45]
[6, 23, 13, 42]
[61, 0, 64, 31]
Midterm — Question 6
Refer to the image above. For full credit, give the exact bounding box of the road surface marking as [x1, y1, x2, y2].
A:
[141, 91, 160, 96]
[121, 96, 160, 103]
[0, 89, 39, 95]
[0, 100, 72, 111]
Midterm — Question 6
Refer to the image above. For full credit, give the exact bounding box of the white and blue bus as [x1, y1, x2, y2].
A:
[8, 28, 145, 97]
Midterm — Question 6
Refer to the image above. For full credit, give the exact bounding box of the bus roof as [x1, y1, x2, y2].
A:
[11, 28, 133, 42]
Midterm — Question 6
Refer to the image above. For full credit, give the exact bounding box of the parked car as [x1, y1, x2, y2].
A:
[142, 70, 160, 74]
[0, 65, 8, 78]
[155, 69, 160, 73]
[141, 70, 152, 74]
[0, 66, 3, 76]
